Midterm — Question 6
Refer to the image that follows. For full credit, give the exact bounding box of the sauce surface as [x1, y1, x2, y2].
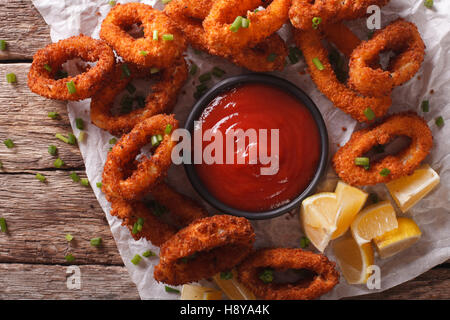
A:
[195, 83, 321, 212]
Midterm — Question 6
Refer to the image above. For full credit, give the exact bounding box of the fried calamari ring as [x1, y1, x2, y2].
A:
[332, 112, 433, 186]
[102, 114, 178, 200]
[164, 0, 287, 71]
[154, 215, 255, 285]
[294, 27, 392, 122]
[289, 0, 390, 30]
[100, 3, 186, 69]
[28, 35, 115, 101]
[237, 248, 339, 300]
[203, 0, 290, 53]
[90, 58, 188, 136]
[348, 19, 425, 97]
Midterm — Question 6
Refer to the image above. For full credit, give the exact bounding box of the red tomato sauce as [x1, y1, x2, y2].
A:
[194, 83, 321, 212]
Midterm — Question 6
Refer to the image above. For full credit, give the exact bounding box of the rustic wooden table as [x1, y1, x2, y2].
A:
[0, 0, 448, 300]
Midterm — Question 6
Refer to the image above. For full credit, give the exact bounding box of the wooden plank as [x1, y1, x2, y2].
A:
[0, 263, 139, 299]
[0, 0, 51, 61]
[0, 170, 124, 265]
[0, 63, 85, 170]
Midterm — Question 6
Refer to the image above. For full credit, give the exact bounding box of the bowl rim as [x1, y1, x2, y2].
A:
[183, 73, 329, 220]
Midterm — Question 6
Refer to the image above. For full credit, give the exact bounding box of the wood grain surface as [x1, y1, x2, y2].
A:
[0, 0, 448, 300]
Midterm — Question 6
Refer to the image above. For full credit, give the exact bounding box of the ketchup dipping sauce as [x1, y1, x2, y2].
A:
[193, 83, 322, 213]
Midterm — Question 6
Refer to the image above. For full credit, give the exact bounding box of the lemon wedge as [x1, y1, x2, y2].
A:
[373, 217, 422, 258]
[333, 233, 374, 284]
[332, 182, 368, 239]
[300, 192, 338, 252]
[386, 164, 440, 213]
[181, 284, 223, 300]
[351, 201, 398, 246]
[212, 269, 255, 300]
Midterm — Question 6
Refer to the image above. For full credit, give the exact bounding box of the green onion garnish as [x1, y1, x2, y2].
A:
[4, 139, 14, 148]
[212, 66, 226, 78]
[153, 30, 159, 41]
[162, 0, 172, 4]
[67, 133, 77, 145]
[194, 83, 208, 99]
[162, 34, 174, 41]
[165, 286, 180, 294]
[199, 72, 212, 83]
[75, 118, 84, 130]
[259, 269, 274, 284]
[126, 83, 136, 94]
[288, 47, 300, 64]
[151, 135, 160, 147]
[54, 158, 64, 168]
[131, 254, 142, 265]
[6, 73, 16, 83]
[267, 53, 277, 62]
[109, 137, 117, 145]
[364, 107, 375, 121]
[66, 81, 76, 94]
[150, 67, 160, 74]
[421, 100, 429, 112]
[241, 18, 250, 28]
[312, 57, 324, 70]
[380, 168, 391, 177]
[424, 0, 433, 9]
[109, 0, 116, 6]
[435, 116, 444, 128]
[44, 64, 52, 72]
[299, 236, 310, 248]
[312, 17, 322, 29]
[48, 145, 57, 156]
[156, 134, 163, 142]
[355, 157, 370, 169]
[0, 40, 6, 51]
[47, 111, 59, 119]
[78, 131, 87, 143]
[65, 233, 73, 242]
[36, 173, 46, 183]
[65, 254, 75, 262]
[230, 16, 243, 32]
[189, 63, 198, 76]
[55, 133, 69, 144]
[0, 217, 7, 233]
[90, 237, 102, 247]
[142, 250, 156, 257]
[69, 172, 80, 183]
[121, 64, 131, 78]
[96, 182, 103, 188]
[139, 50, 148, 56]
[220, 271, 233, 280]
[80, 178, 89, 187]
[165, 124, 173, 134]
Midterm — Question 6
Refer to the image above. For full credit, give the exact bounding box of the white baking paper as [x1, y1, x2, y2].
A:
[31, 0, 450, 299]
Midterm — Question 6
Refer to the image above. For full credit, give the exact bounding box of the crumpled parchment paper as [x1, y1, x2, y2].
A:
[32, 0, 450, 299]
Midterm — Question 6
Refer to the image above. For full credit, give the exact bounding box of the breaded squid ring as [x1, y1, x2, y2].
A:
[348, 19, 425, 97]
[203, 0, 290, 53]
[237, 248, 339, 300]
[27, 35, 115, 101]
[102, 114, 178, 200]
[90, 58, 188, 136]
[100, 3, 186, 69]
[154, 215, 255, 285]
[333, 112, 433, 186]
[289, 0, 390, 30]
[164, 0, 287, 71]
[294, 27, 392, 122]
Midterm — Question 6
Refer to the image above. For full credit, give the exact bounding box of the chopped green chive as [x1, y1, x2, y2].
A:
[150, 67, 160, 74]
[48, 111, 59, 119]
[199, 72, 212, 83]
[355, 157, 370, 169]
[109, 137, 117, 145]
[421, 100, 429, 112]
[162, 34, 174, 41]
[151, 135, 160, 147]
[312, 17, 322, 29]
[69, 172, 80, 183]
[220, 271, 233, 280]
[55, 133, 69, 144]
[44, 64, 52, 72]
[90, 237, 102, 247]
[6, 73, 16, 83]
[364, 107, 375, 121]
[435, 116, 444, 128]
[96, 182, 103, 188]
[165, 124, 173, 135]
[0, 40, 6, 51]
[312, 57, 324, 70]
[48, 145, 57, 156]
[35, 173, 46, 183]
[54, 158, 64, 168]
[65, 254, 75, 262]
[194, 83, 208, 99]
[165, 286, 180, 294]
[65, 233, 73, 242]
[212, 66, 226, 78]
[0, 217, 7, 233]
[142, 250, 156, 257]
[67, 133, 77, 145]
[162, 0, 172, 4]
[156, 134, 163, 143]
[288, 47, 300, 64]
[241, 18, 250, 28]
[75, 118, 84, 130]
[131, 254, 142, 265]
[66, 81, 76, 94]
[132, 217, 145, 234]
[126, 83, 136, 95]
[267, 53, 277, 62]
[109, 0, 116, 6]
[299, 236, 310, 248]
[78, 131, 87, 143]
[55, 70, 68, 80]
[4, 139, 14, 148]
[80, 178, 89, 187]
[230, 16, 243, 32]
[259, 269, 274, 284]
[153, 30, 159, 41]
[189, 63, 198, 76]
[139, 50, 148, 56]
[121, 64, 131, 78]
[424, 0, 433, 9]
[380, 168, 391, 177]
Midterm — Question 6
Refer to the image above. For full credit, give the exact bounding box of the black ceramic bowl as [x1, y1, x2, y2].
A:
[184, 73, 328, 220]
